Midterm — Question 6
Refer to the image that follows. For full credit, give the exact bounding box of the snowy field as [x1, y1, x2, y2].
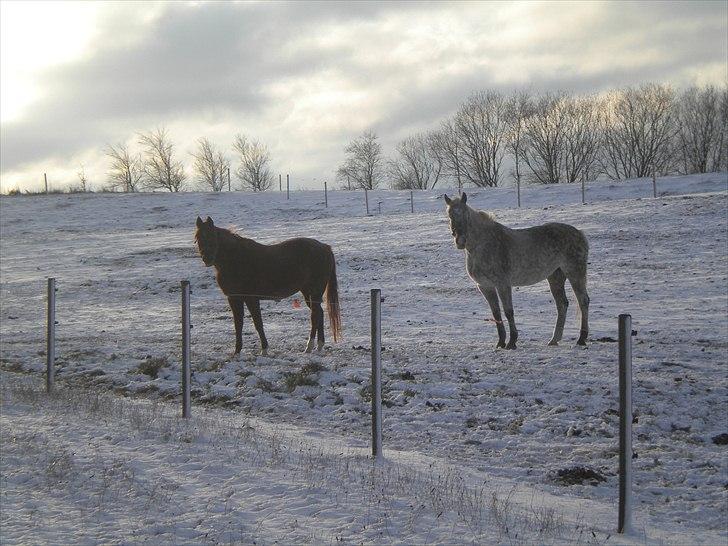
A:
[1, 172, 727, 544]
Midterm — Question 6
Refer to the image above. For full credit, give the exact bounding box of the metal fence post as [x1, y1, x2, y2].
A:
[618, 313, 633, 534]
[181, 280, 192, 418]
[46, 278, 56, 393]
[371, 289, 383, 460]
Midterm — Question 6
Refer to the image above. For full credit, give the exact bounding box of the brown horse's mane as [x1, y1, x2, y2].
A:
[195, 224, 254, 246]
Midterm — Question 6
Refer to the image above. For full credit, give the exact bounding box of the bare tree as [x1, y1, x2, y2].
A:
[453, 91, 509, 187]
[429, 120, 465, 191]
[504, 90, 534, 188]
[233, 134, 273, 192]
[675, 85, 726, 174]
[336, 131, 385, 190]
[192, 138, 229, 191]
[105, 142, 144, 192]
[389, 132, 442, 189]
[718, 87, 728, 172]
[76, 164, 88, 192]
[520, 92, 568, 184]
[562, 95, 603, 183]
[600, 83, 677, 179]
[138, 128, 186, 192]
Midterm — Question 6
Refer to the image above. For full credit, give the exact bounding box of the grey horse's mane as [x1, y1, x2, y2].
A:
[468, 205, 496, 224]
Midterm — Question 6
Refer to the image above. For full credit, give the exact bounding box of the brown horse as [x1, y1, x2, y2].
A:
[195, 216, 341, 356]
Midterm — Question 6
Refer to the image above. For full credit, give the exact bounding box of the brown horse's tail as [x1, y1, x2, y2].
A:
[325, 252, 342, 342]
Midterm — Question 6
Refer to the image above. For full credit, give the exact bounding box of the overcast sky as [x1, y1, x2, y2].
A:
[1, 0, 726, 192]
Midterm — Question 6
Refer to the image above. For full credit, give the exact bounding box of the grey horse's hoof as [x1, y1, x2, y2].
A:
[506, 342, 517, 350]
[496, 341, 506, 349]
[547, 340, 559, 346]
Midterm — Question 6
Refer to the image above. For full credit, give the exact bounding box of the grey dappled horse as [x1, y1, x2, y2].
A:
[444, 193, 590, 349]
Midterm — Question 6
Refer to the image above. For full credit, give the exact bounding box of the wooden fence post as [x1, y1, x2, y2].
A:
[46, 278, 56, 393]
[324, 181, 328, 208]
[365, 188, 369, 215]
[371, 289, 383, 459]
[181, 280, 192, 418]
[652, 171, 657, 198]
[286, 174, 290, 200]
[410, 190, 414, 213]
[618, 313, 633, 534]
[581, 178, 586, 205]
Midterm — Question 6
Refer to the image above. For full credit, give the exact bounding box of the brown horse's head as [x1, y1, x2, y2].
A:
[444, 192, 468, 249]
[195, 216, 219, 266]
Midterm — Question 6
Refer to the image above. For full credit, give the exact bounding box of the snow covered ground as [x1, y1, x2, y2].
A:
[1, 172, 727, 544]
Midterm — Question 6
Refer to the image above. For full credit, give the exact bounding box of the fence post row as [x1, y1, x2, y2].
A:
[181, 280, 192, 418]
[618, 313, 633, 534]
[46, 278, 56, 393]
[371, 289, 383, 460]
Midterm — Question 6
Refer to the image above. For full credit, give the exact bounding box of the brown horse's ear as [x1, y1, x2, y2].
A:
[444, 194, 452, 205]
[461, 192, 467, 205]
[206, 216, 214, 227]
[196, 216, 204, 228]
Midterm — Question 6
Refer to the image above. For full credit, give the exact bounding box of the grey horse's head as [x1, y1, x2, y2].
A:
[444, 192, 468, 249]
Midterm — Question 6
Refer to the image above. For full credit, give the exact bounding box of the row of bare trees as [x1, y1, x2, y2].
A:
[338, 83, 727, 190]
[105, 129, 274, 192]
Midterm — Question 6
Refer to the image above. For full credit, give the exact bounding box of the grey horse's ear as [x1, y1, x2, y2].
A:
[461, 192, 467, 204]
[196, 216, 203, 228]
[444, 194, 452, 205]
[206, 216, 214, 227]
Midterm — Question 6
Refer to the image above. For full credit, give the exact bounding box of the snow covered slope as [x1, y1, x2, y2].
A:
[1, 172, 727, 543]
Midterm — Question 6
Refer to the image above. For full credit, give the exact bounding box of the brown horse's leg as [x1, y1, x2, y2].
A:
[303, 293, 317, 353]
[228, 297, 245, 356]
[547, 269, 569, 346]
[568, 275, 590, 346]
[244, 298, 269, 356]
[478, 285, 506, 348]
[496, 285, 518, 349]
[314, 296, 325, 351]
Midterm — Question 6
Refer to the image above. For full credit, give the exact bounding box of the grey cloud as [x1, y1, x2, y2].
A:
[1, 0, 726, 179]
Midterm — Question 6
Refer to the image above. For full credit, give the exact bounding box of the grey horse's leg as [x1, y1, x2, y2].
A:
[478, 285, 507, 348]
[496, 285, 518, 349]
[547, 269, 569, 346]
[568, 275, 590, 346]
